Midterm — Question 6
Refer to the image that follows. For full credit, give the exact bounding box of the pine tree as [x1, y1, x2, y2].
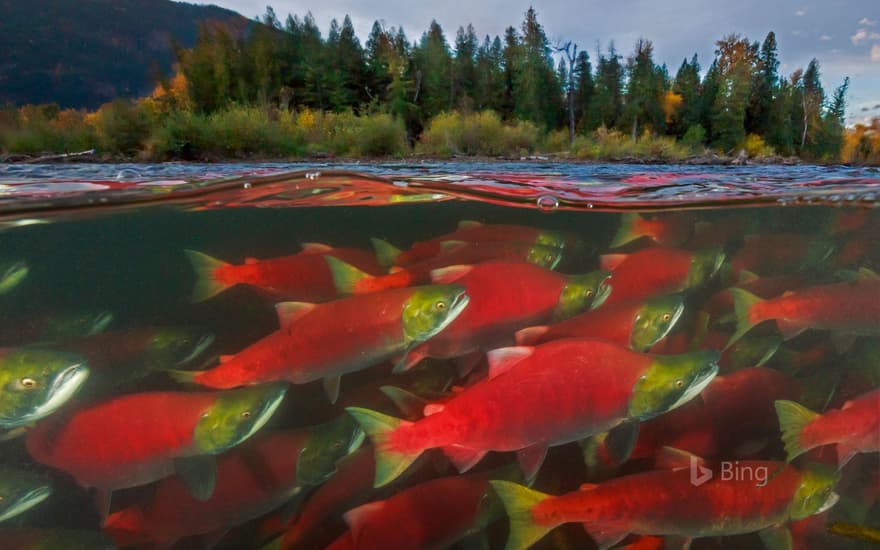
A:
[452, 25, 478, 110]
[588, 44, 623, 130]
[710, 34, 757, 151]
[474, 35, 505, 112]
[514, 7, 561, 129]
[412, 20, 452, 121]
[623, 39, 665, 139]
[746, 31, 779, 137]
[573, 50, 594, 132]
[671, 55, 702, 138]
[799, 59, 825, 156]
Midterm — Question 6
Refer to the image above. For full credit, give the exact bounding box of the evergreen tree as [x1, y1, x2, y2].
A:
[474, 35, 505, 112]
[573, 50, 594, 132]
[800, 58, 825, 155]
[501, 26, 521, 119]
[671, 54, 702, 138]
[623, 39, 665, 138]
[412, 20, 452, 121]
[588, 44, 623, 129]
[452, 25, 478, 109]
[710, 34, 757, 151]
[514, 7, 561, 129]
[746, 31, 779, 136]
[700, 60, 720, 142]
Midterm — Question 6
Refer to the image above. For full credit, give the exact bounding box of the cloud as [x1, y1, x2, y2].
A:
[858, 17, 877, 26]
[872, 44, 880, 62]
[851, 28, 880, 44]
[795, 9, 806, 16]
[819, 34, 832, 40]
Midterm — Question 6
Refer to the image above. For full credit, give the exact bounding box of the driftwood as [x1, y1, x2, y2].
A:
[3, 149, 96, 164]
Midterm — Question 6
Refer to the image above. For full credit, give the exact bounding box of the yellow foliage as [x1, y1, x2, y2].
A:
[743, 134, 775, 158]
[662, 91, 683, 123]
[842, 117, 880, 165]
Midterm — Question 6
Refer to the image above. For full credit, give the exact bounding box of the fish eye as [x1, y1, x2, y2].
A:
[545, 254, 553, 262]
[20, 377, 37, 390]
[584, 289, 593, 297]
[332, 441, 343, 450]
[662, 313, 671, 322]
[240, 411, 252, 419]
[435, 301, 447, 311]
[674, 380, 684, 389]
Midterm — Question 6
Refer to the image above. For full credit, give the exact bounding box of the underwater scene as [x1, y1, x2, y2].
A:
[0, 164, 878, 550]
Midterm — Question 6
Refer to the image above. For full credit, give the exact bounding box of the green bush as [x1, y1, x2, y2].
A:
[743, 133, 775, 158]
[353, 113, 408, 157]
[681, 125, 707, 150]
[92, 99, 152, 154]
[573, 127, 690, 161]
[417, 111, 539, 157]
[0, 105, 97, 154]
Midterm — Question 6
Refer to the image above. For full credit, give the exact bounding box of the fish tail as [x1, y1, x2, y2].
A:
[775, 400, 819, 462]
[490, 480, 555, 550]
[370, 238, 402, 269]
[725, 288, 764, 349]
[185, 250, 232, 302]
[345, 407, 419, 487]
[325, 256, 376, 295]
[609, 213, 644, 248]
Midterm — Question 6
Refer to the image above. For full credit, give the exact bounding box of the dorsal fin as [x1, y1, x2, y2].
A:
[457, 220, 482, 230]
[440, 240, 468, 253]
[244, 257, 259, 265]
[430, 265, 474, 284]
[655, 447, 706, 470]
[219, 355, 234, 364]
[275, 302, 316, 329]
[486, 347, 533, 379]
[301, 242, 333, 254]
[423, 404, 445, 416]
[858, 267, 879, 280]
[579, 483, 599, 491]
[737, 269, 760, 285]
[599, 254, 628, 271]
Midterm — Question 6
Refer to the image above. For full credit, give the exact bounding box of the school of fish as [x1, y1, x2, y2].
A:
[0, 207, 878, 550]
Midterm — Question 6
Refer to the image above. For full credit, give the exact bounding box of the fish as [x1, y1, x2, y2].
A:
[25, 384, 287, 501]
[396, 261, 611, 370]
[0, 528, 114, 550]
[609, 213, 692, 248]
[583, 368, 802, 475]
[599, 247, 725, 305]
[491, 455, 840, 550]
[185, 243, 384, 302]
[329, 240, 564, 294]
[776, 388, 880, 466]
[0, 348, 90, 429]
[380, 221, 574, 267]
[329, 471, 501, 550]
[0, 260, 28, 295]
[0, 309, 115, 346]
[729, 234, 836, 276]
[348, 339, 719, 487]
[103, 419, 361, 547]
[515, 294, 684, 352]
[172, 285, 469, 401]
[0, 465, 51, 523]
[728, 274, 880, 345]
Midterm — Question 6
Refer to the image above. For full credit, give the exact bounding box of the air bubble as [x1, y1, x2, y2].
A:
[243, 182, 252, 189]
[115, 169, 140, 180]
[536, 194, 559, 212]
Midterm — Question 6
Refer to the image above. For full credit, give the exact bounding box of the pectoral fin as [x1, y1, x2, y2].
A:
[604, 420, 640, 465]
[758, 525, 792, 550]
[323, 376, 341, 404]
[175, 455, 217, 501]
[517, 444, 548, 484]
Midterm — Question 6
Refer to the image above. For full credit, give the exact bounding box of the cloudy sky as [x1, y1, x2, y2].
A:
[206, 0, 879, 124]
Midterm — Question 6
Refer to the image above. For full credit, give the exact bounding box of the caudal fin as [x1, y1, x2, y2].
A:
[345, 407, 420, 487]
[609, 213, 644, 249]
[490, 480, 555, 550]
[185, 250, 232, 302]
[725, 288, 764, 349]
[774, 400, 818, 462]
[103, 508, 152, 547]
[371, 238, 402, 269]
[325, 256, 376, 295]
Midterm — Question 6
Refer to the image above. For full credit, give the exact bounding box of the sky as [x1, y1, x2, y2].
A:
[204, 0, 880, 124]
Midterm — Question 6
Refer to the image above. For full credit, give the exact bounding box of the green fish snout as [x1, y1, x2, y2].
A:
[791, 463, 841, 520]
[629, 350, 720, 419]
[149, 327, 215, 367]
[630, 294, 686, 352]
[0, 350, 90, 429]
[402, 285, 470, 343]
[193, 383, 287, 454]
[526, 244, 564, 270]
[297, 415, 365, 485]
[0, 466, 51, 523]
[686, 248, 726, 289]
[555, 270, 612, 321]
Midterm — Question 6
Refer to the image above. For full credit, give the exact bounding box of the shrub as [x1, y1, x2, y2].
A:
[743, 134, 775, 158]
[91, 100, 152, 155]
[417, 111, 539, 157]
[353, 113, 408, 157]
[681, 125, 707, 150]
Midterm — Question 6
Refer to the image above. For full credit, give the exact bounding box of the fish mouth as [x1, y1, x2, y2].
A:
[177, 333, 215, 366]
[816, 492, 840, 514]
[235, 386, 287, 445]
[669, 360, 719, 412]
[31, 363, 90, 423]
[592, 276, 613, 309]
[440, 291, 470, 333]
[0, 485, 51, 523]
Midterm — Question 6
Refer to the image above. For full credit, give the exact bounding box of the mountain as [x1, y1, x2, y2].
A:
[0, 0, 250, 109]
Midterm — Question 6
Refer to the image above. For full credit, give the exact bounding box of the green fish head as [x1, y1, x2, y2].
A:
[790, 462, 841, 520]
[526, 244, 564, 270]
[534, 231, 568, 250]
[0, 261, 28, 295]
[0, 349, 90, 429]
[629, 294, 686, 352]
[726, 332, 783, 369]
[147, 327, 215, 367]
[685, 248, 726, 290]
[402, 284, 470, 343]
[193, 383, 287, 454]
[629, 350, 719, 419]
[297, 415, 365, 486]
[554, 270, 612, 321]
[43, 310, 114, 340]
[0, 465, 51, 523]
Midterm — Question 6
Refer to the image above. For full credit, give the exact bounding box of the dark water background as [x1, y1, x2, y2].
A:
[0, 163, 877, 549]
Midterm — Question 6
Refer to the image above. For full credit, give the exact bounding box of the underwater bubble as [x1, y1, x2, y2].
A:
[243, 182, 252, 189]
[115, 169, 140, 180]
[536, 194, 559, 212]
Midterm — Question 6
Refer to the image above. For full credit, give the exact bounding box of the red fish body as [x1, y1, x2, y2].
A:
[516, 300, 640, 346]
[407, 262, 602, 364]
[730, 278, 880, 342]
[600, 247, 720, 305]
[26, 392, 221, 491]
[777, 388, 880, 465]
[187, 245, 383, 302]
[103, 431, 309, 546]
[729, 234, 834, 276]
[336, 472, 493, 550]
[183, 286, 465, 391]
